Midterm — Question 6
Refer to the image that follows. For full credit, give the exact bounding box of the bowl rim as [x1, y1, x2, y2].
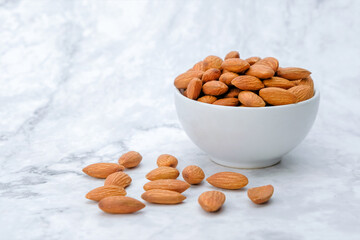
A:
[174, 86, 320, 110]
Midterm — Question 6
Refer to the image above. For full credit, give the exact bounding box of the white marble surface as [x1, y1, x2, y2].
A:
[0, 0, 359, 239]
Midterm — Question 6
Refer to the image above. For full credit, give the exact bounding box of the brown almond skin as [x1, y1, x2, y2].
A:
[213, 98, 239, 106]
[263, 77, 296, 89]
[174, 71, 204, 89]
[118, 151, 142, 168]
[182, 165, 205, 184]
[256, 57, 279, 72]
[202, 81, 228, 96]
[157, 154, 178, 168]
[202, 68, 221, 83]
[146, 167, 180, 181]
[276, 67, 311, 80]
[219, 72, 239, 85]
[203, 55, 223, 70]
[259, 87, 298, 106]
[206, 172, 248, 189]
[192, 61, 205, 71]
[224, 88, 241, 98]
[198, 95, 217, 104]
[141, 189, 186, 204]
[143, 179, 190, 193]
[231, 76, 264, 91]
[238, 91, 266, 107]
[245, 56, 261, 65]
[198, 191, 226, 212]
[86, 185, 127, 202]
[224, 51, 240, 60]
[186, 78, 202, 100]
[221, 58, 250, 73]
[104, 171, 132, 188]
[288, 85, 314, 102]
[82, 163, 124, 179]
[247, 185, 274, 204]
[297, 76, 314, 89]
[98, 196, 145, 214]
[246, 64, 275, 79]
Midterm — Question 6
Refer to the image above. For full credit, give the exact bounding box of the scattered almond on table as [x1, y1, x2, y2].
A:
[182, 165, 205, 185]
[174, 50, 314, 107]
[82, 163, 124, 179]
[86, 185, 127, 202]
[143, 179, 190, 193]
[156, 154, 178, 168]
[82, 151, 274, 214]
[247, 185, 274, 204]
[118, 151, 142, 168]
[206, 172, 248, 189]
[141, 189, 186, 204]
[98, 196, 145, 214]
[146, 166, 180, 181]
[104, 171, 132, 188]
[198, 191, 226, 212]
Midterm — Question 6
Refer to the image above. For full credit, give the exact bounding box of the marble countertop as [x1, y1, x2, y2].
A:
[1, 0, 359, 239]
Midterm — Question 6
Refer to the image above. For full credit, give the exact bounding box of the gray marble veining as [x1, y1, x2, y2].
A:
[0, 0, 359, 239]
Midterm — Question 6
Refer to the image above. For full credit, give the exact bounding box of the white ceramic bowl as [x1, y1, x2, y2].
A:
[174, 88, 320, 168]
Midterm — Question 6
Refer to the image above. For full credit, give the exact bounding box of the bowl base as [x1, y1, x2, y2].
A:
[210, 157, 281, 169]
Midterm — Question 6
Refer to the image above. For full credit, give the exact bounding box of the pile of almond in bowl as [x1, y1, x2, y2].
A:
[83, 151, 274, 214]
[174, 51, 314, 106]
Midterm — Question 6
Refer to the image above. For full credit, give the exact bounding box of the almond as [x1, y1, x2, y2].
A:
[141, 189, 186, 204]
[238, 91, 266, 107]
[146, 167, 180, 181]
[297, 76, 314, 89]
[288, 85, 314, 102]
[256, 57, 279, 71]
[223, 88, 241, 98]
[98, 196, 145, 214]
[263, 77, 296, 89]
[157, 154, 178, 168]
[213, 98, 239, 106]
[182, 165, 205, 184]
[82, 163, 124, 179]
[247, 185, 274, 204]
[206, 172, 248, 189]
[221, 58, 250, 73]
[276, 67, 311, 80]
[197, 95, 217, 104]
[245, 64, 275, 79]
[174, 70, 204, 89]
[86, 185, 126, 201]
[143, 179, 190, 193]
[219, 72, 239, 85]
[259, 87, 297, 106]
[224, 51, 240, 60]
[245, 56, 261, 65]
[202, 68, 221, 83]
[118, 151, 142, 168]
[198, 191, 226, 212]
[231, 76, 264, 91]
[202, 81, 228, 96]
[203, 55, 223, 70]
[186, 78, 202, 100]
[192, 61, 205, 71]
[104, 171, 132, 188]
